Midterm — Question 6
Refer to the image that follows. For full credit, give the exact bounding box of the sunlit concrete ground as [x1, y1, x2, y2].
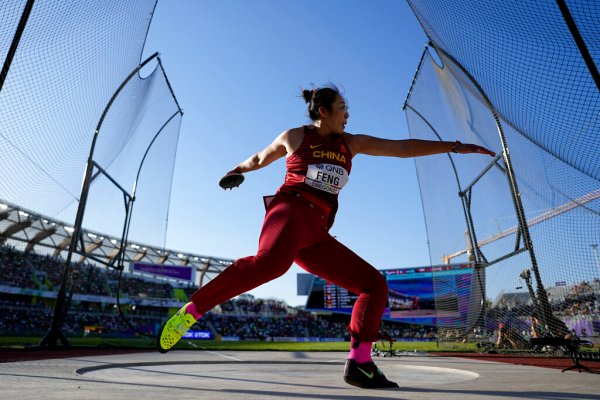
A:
[1, 350, 599, 400]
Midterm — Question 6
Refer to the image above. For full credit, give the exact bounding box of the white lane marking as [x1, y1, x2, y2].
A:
[205, 351, 243, 361]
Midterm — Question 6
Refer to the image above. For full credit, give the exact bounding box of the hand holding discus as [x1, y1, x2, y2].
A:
[219, 171, 245, 190]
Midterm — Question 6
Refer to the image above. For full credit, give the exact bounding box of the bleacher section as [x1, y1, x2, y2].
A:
[2, 244, 599, 348]
[0, 245, 437, 343]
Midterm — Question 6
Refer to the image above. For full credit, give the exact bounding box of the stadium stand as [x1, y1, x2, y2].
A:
[0, 244, 437, 343]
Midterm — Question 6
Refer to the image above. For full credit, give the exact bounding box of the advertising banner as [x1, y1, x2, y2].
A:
[130, 262, 192, 281]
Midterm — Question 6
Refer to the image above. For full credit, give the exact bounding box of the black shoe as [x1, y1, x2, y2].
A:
[343, 359, 399, 389]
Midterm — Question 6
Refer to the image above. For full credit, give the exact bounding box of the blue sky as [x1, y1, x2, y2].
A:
[142, 1, 429, 307]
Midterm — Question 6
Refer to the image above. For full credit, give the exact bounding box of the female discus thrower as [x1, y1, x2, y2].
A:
[157, 84, 495, 389]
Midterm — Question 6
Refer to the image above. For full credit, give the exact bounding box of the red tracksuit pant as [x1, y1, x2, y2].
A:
[190, 191, 388, 342]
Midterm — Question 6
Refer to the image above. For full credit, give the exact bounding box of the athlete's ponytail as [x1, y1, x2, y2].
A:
[301, 84, 341, 121]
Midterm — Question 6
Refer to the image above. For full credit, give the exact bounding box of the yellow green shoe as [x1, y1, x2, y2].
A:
[156, 302, 198, 353]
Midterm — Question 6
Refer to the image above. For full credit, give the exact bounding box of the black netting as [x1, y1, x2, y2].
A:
[0, 0, 158, 217]
[56, 59, 182, 248]
[406, 0, 599, 351]
[0, 1, 193, 347]
[408, 0, 599, 181]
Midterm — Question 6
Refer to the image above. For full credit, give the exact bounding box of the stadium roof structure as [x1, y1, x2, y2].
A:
[0, 199, 233, 285]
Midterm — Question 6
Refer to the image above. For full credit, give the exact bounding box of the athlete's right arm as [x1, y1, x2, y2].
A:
[228, 129, 295, 174]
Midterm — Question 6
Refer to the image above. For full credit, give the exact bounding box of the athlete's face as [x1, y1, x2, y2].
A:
[323, 95, 349, 134]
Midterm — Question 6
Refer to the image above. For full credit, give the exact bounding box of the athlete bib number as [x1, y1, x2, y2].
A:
[304, 163, 349, 194]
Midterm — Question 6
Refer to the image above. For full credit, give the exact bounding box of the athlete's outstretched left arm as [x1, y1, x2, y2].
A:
[348, 134, 495, 158]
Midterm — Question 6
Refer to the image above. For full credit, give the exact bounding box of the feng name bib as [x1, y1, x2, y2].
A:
[304, 163, 349, 194]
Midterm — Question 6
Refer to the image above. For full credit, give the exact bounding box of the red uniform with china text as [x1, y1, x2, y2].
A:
[279, 125, 352, 228]
[188, 125, 388, 343]
[282, 126, 351, 204]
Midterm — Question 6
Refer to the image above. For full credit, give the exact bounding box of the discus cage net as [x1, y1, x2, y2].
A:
[0, 0, 231, 348]
[405, 0, 599, 351]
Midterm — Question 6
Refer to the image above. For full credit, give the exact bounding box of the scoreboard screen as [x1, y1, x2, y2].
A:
[305, 263, 474, 326]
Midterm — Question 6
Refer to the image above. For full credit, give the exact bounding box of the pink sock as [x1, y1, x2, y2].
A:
[348, 341, 372, 364]
[185, 302, 202, 319]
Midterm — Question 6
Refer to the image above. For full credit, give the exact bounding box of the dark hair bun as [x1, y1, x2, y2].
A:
[300, 84, 341, 121]
[301, 89, 314, 104]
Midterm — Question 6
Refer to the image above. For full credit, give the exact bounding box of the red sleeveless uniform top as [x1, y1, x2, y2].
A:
[278, 125, 353, 227]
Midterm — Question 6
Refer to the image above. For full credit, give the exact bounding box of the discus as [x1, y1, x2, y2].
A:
[219, 172, 244, 189]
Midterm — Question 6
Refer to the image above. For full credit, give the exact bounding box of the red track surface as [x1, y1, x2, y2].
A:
[433, 352, 599, 372]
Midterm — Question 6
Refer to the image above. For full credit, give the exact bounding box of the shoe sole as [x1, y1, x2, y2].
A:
[155, 320, 170, 354]
[344, 375, 399, 389]
[344, 376, 367, 388]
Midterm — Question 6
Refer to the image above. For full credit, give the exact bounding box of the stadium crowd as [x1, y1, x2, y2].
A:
[553, 279, 600, 318]
[4, 245, 598, 344]
[0, 296, 436, 341]
[0, 245, 436, 342]
[0, 245, 179, 298]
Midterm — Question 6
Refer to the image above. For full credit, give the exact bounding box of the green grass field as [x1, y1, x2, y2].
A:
[1, 336, 477, 352]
